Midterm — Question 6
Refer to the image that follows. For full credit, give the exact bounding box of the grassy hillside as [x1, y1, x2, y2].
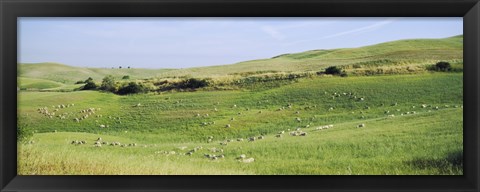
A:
[18, 35, 463, 83]
[18, 73, 463, 175]
[156, 35, 463, 77]
[19, 63, 175, 84]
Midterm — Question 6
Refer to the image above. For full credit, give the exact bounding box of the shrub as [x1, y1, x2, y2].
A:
[117, 82, 148, 95]
[179, 78, 209, 89]
[435, 61, 452, 71]
[76, 77, 93, 84]
[122, 75, 130, 80]
[428, 61, 452, 72]
[84, 77, 94, 84]
[100, 75, 116, 92]
[81, 81, 98, 90]
[325, 66, 342, 75]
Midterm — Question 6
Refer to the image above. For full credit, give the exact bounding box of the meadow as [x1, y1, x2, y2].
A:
[17, 36, 463, 175]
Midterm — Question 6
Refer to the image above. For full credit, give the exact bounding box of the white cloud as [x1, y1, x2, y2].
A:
[284, 18, 397, 46]
[261, 25, 286, 40]
[322, 18, 397, 39]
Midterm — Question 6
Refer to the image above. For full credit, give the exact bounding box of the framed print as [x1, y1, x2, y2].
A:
[1, 0, 479, 191]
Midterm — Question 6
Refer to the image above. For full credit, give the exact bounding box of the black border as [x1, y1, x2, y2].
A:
[1, 0, 479, 192]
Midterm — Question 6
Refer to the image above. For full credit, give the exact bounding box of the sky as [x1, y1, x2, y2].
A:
[18, 17, 462, 69]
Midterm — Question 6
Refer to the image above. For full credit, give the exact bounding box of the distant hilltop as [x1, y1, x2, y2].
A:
[19, 35, 462, 84]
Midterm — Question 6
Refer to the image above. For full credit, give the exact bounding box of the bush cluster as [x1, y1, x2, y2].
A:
[427, 61, 452, 72]
[324, 66, 347, 77]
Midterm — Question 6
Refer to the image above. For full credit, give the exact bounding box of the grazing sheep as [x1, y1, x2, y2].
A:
[220, 141, 228, 146]
[96, 137, 102, 141]
[299, 132, 307, 136]
[230, 117, 235, 121]
[225, 124, 231, 128]
[233, 105, 237, 108]
[239, 154, 246, 159]
[295, 117, 301, 122]
[237, 138, 244, 142]
[257, 136, 265, 140]
[248, 137, 256, 142]
[357, 123, 365, 128]
[278, 131, 285, 134]
[275, 134, 282, 138]
[241, 157, 255, 163]
[99, 124, 106, 128]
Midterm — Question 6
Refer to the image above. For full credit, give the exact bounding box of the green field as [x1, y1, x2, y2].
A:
[17, 36, 463, 175]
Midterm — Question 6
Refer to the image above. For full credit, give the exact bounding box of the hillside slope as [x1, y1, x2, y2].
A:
[18, 63, 175, 84]
[19, 35, 463, 81]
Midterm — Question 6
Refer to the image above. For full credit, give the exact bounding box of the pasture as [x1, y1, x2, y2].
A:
[17, 73, 463, 175]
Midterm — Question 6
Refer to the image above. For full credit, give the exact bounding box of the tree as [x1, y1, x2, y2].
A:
[100, 75, 116, 92]
[119, 66, 122, 69]
[435, 61, 451, 71]
[128, 66, 131, 69]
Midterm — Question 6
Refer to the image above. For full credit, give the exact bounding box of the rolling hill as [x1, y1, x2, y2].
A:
[18, 35, 463, 84]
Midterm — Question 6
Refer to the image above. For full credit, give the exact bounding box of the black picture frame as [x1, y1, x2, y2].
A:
[1, 0, 479, 191]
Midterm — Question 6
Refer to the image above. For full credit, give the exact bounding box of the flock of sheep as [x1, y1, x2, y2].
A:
[45, 90, 461, 165]
[36, 103, 75, 119]
[71, 137, 137, 148]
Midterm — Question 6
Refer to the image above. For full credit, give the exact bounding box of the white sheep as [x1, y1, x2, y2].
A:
[357, 123, 365, 128]
[241, 157, 255, 163]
